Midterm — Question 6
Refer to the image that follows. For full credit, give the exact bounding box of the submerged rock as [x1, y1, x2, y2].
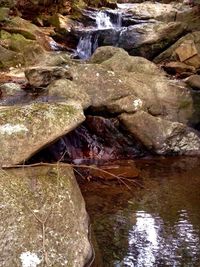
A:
[0, 101, 85, 167]
[0, 165, 92, 267]
[119, 111, 200, 155]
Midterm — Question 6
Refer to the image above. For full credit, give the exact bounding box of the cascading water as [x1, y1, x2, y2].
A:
[96, 11, 114, 29]
[76, 10, 122, 59]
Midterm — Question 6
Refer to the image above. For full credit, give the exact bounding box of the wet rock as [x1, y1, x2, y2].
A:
[119, 111, 200, 155]
[185, 74, 200, 90]
[31, 115, 146, 163]
[25, 66, 72, 88]
[154, 31, 200, 69]
[0, 165, 93, 267]
[47, 79, 91, 109]
[0, 7, 9, 21]
[0, 101, 85, 167]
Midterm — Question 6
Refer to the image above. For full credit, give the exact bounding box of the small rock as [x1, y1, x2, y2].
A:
[185, 74, 200, 90]
[25, 66, 72, 88]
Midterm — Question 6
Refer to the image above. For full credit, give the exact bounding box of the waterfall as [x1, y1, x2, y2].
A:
[76, 35, 92, 60]
[96, 11, 114, 29]
[76, 10, 122, 59]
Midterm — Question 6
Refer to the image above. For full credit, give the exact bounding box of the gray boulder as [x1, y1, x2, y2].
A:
[76, 47, 194, 125]
[117, 21, 187, 59]
[0, 165, 93, 267]
[0, 101, 85, 167]
[119, 111, 200, 155]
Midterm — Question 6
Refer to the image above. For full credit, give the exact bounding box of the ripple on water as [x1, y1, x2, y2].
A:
[79, 157, 200, 267]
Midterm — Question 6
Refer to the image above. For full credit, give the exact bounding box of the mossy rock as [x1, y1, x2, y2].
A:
[0, 165, 92, 266]
[0, 101, 85, 167]
[0, 7, 9, 21]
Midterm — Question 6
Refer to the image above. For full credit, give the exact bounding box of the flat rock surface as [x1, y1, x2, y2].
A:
[0, 101, 85, 167]
[0, 165, 92, 267]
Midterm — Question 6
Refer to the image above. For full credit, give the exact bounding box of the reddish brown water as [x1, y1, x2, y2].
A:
[78, 157, 200, 267]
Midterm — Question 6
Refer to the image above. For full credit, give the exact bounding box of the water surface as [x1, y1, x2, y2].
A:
[79, 157, 200, 267]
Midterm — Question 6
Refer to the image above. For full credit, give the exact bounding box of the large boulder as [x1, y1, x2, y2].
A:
[0, 101, 85, 167]
[119, 111, 200, 155]
[117, 21, 187, 59]
[0, 165, 93, 267]
[76, 47, 194, 125]
[118, 2, 200, 31]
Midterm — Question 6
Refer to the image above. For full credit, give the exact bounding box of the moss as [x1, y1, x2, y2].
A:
[0, 30, 11, 39]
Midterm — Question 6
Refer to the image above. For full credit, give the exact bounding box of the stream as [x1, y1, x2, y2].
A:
[78, 157, 200, 267]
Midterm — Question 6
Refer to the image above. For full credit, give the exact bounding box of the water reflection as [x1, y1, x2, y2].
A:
[120, 210, 200, 267]
[79, 158, 200, 267]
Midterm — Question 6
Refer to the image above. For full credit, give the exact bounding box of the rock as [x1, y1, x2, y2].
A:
[118, 2, 200, 31]
[0, 0, 15, 8]
[49, 13, 81, 31]
[9, 33, 45, 65]
[154, 31, 200, 69]
[90, 46, 128, 64]
[175, 39, 198, 62]
[0, 31, 45, 69]
[185, 74, 200, 90]
[163, 61, 196, 75]
[3, 17, 53, 50]
[0, 101, 85, 167]
[0, 165, 93, 267]
[106, 96, 144, 113]
[75, 47, 194, 124]
[119, 111, 200, 155]
[47, 79, 91, 109]
[0, 82, 22, 97]
[25, 66, 72, 88]
[0, 44, 24, 68]
[0, 7, 9, 21]
[117, 21, 187, 59]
